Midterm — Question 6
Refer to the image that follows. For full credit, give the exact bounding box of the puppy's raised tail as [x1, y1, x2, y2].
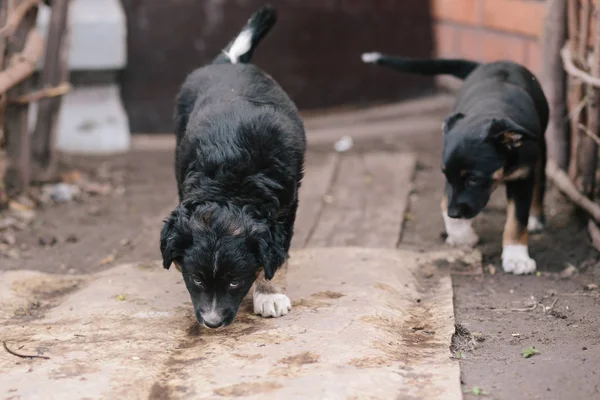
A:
[361, 52, 479, 80]
[214, 5, 277, 65]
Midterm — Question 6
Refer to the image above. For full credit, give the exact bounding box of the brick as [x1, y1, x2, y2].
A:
[434, 22, 457, 57]
[430, 0, 481, 25]
[482, 0, 545, 38]
[457, 26, 482, 61]
[480, 31, 528, 64]
[525, 39, 542, 76]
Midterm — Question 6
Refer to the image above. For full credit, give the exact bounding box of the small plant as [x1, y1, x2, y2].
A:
[521, 346, 540, 358]
[463, 386, 485, 396]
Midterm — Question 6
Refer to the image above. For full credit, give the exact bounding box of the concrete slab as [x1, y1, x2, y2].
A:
[0, 247, 472, 400]
[37, 0, 127, 70]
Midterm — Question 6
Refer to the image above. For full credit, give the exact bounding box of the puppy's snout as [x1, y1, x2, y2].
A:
[203, 317, 224, 329]
[448, 203, 472, 219]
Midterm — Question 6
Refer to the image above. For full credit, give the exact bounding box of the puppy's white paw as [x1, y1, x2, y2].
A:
[502, 245, 536, 275]
[443, 213, 479, 247]
[527, 216, 544, 233]
[253, 292, 292, 318]
[361, 52, 381, 63]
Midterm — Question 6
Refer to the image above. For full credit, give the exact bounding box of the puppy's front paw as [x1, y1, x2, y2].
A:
[253, 292, 291, 318]
[527, 216, 544, 233]
[446, 230, 479, 247]
[443, 213, 479, 248]
[502, 245, 536, 275]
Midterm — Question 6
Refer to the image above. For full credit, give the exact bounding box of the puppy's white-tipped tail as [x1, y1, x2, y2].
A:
[361, 52, 382, 64]
[219, 5, 277, 65]
[223, 29, 253, 64]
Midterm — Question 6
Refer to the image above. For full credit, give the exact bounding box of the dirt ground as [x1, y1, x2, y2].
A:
[1, 101, 599, 399]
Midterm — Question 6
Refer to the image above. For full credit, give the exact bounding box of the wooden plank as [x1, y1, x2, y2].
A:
[307, 152, 416, 248]
[31, 0, 70, 182]
[3, 0, 38, 197]
[291, 152, 339, 249]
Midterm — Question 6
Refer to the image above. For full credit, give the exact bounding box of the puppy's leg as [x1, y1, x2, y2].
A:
[502, 180, 536, 275]
[441, 183, 479, 247]
[528, 158, 545, 233]
[254, 195, 298, 318]
[253, 260, 291, 318]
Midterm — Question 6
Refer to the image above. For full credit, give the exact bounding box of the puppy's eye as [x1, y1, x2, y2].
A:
[465, 176, 478, 187]
[192, 277, 203, 288]
[229, 280, 241, 289]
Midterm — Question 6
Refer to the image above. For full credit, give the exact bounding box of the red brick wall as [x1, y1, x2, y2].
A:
[431, 0, 545, 77]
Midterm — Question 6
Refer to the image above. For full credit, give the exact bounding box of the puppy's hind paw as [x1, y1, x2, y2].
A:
[253, 292, 292, 318]
[527, 216, 544, 233]
[361, 52, 381, 64]
[502, 245, 536, 275]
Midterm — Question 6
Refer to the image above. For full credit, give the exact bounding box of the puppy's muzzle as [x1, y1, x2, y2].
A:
[447, 202, 474, 219]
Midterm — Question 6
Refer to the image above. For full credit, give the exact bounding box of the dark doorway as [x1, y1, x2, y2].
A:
[120, 0, 434, 133]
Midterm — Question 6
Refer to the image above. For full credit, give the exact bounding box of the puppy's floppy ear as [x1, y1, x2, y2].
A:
[486, 118, 537, 151]
[160, 204, 193, 270]
[250, 221, 286, 281]
[442, 112, 465, 134]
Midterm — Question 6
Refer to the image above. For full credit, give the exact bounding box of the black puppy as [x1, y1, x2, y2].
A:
[161, 6, 306, 328]
[361, 52, 548, 275]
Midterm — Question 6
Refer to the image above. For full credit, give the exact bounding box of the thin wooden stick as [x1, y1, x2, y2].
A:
[3, 0, 39, 198]
[588, 219, 600, 252]
[0, 0, 40, 38]
[562, 46, 600, 89]
[8, 82, 71, 104]
[0, 29, 44, 95]
[542, 0, 569, 170]
[580, 2, 600, 197]
[567, 0, 582, 179]
[547, 159, 600, 222]
[31, 0, 70, 181]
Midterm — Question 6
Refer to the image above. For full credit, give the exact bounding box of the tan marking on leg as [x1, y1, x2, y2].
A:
[503, 199, 528, 246]
[254, 260, 288, 295]
[492, 168, 504, 181]
[174, 262, 182, 272]
[441, 193, 448, 213]
[530, 159, 544, 219]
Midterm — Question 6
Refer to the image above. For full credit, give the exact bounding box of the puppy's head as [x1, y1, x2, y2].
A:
[441, 113, 537, 219]
[160, 202, 286, 328]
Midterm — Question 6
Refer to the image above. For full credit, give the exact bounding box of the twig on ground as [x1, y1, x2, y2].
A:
[544, 297, 559, 313]
[491, 303, 538, 312]
[2, 341, 50, 359]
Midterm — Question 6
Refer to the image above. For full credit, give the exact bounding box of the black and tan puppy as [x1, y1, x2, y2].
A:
[161, 6, 306, 328]
[361, 53, 548, 275]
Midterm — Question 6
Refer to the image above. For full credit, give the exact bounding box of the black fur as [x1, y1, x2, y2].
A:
[364, 54, 548, 224]
[161, 6, 306, 328]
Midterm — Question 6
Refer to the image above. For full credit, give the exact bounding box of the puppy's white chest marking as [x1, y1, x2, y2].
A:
[442, 212, 479, 247]
[502, 244, 536, 275]
[253, 292, 291, 318]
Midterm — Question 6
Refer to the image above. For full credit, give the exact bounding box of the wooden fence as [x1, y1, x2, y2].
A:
[543, 0, 600, 250]
[0, 0, 70, 208]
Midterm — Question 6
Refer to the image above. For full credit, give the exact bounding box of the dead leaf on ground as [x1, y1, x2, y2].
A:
[100, 254, 115, 265]
[584, 283, 598, 291]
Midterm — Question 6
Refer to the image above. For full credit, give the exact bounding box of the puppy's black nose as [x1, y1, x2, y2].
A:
[203, 318, 224, 329]
[447, 207, 461, 218]
[458, 203, 473, 218]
